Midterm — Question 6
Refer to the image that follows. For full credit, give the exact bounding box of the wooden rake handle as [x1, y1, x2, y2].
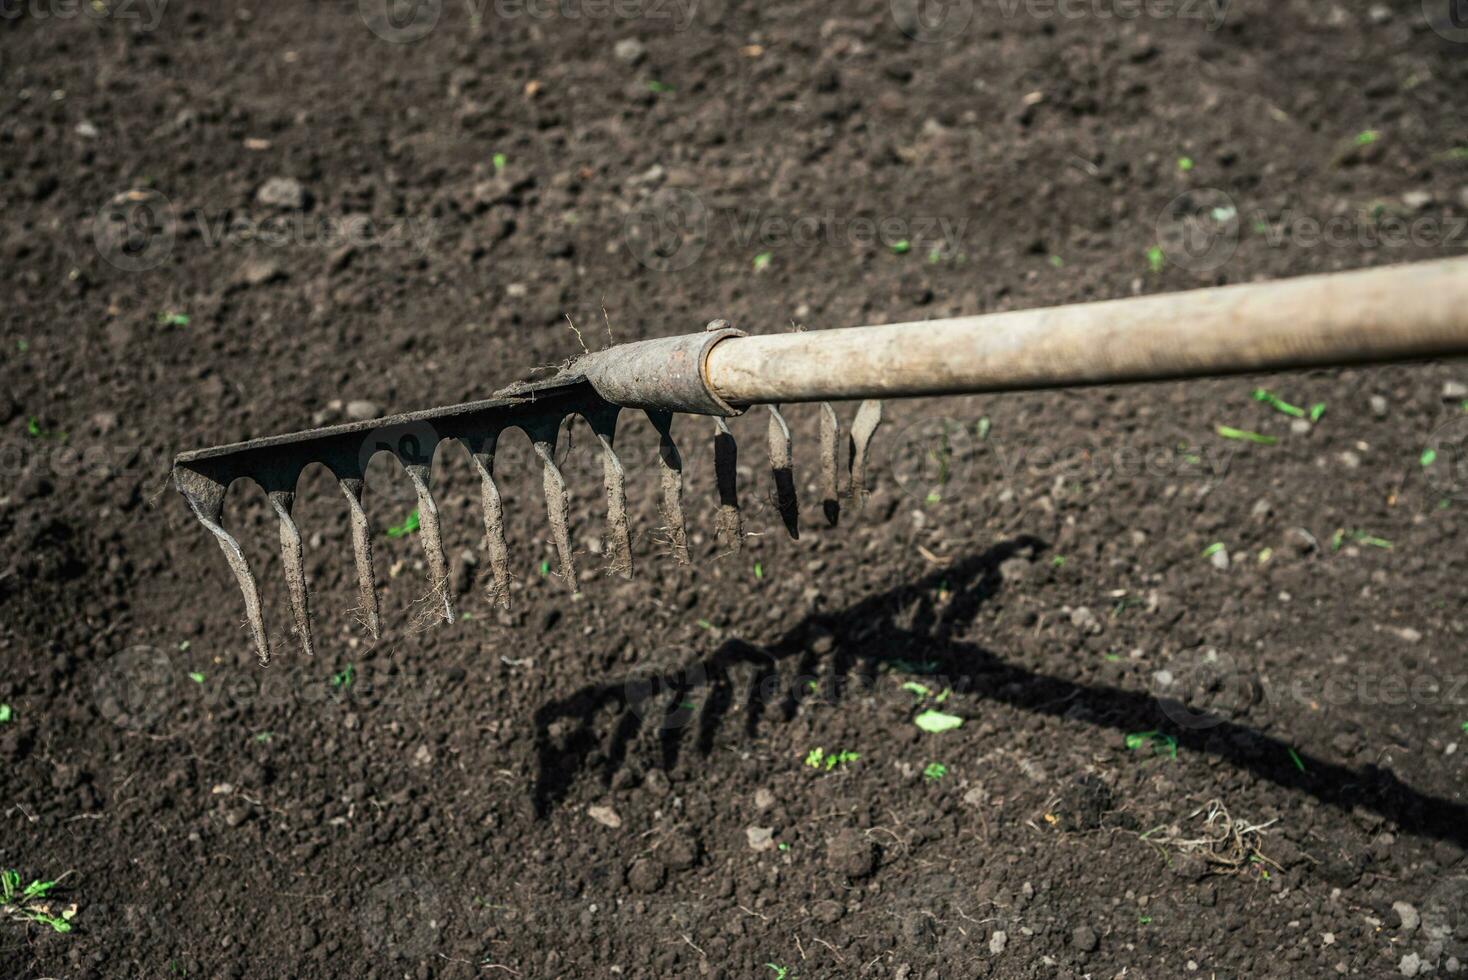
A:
[584, 258, 1468, 413]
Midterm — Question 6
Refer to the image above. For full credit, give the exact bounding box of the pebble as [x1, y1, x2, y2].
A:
[1402, 190, 1433, 211]
[1069, 606, 1101, 634]
[1369, 394, 1389, 418]
[1392, 900, 1420, 933]
[1444, 381, 1468, 401]
[989, 930, 1007, 954]
[1290, 418, 1312, 436]
[1399, 952, 1422, 977]
[412, 743, 433, 766]
[659, 828, 700, 870]
[587, 805, 621, 829]
[613, 38, 646, 64]
[75, 120, 98, 138]
[256, 176, 309, 210]
[812, 900, 843, 924]
[1368, 3, 1392, 22]
[345, 400, 380, 421]
[1072, 924, 1099, 952]
[754, 787, 775, 811]
[1209, 547, 1230, 571]
[746, 826, 775, 852]
[1338, 450, 1361, 469]
[825, 828, 876, 878]
[626, 858, 665, 894]
[236, 258, 284, 287]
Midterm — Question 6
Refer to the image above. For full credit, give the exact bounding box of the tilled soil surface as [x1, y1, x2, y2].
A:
[5, 1, 1468, 977]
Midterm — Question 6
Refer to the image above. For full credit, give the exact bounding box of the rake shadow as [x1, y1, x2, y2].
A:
[531, 537, 1468, 850]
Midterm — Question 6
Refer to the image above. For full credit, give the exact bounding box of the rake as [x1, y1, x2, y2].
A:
[174, 258, 1468, 664]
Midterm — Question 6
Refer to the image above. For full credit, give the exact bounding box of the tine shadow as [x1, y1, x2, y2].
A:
[531, 537, 1468, 849]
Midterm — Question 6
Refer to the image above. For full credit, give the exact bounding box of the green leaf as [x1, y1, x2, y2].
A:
[890, 239, 911, 255]
[1309, 403, 1327, 422]
[386, 509, 420, 538]
[1177, 156, 1194, 172]
[901, 681, 933, 699]
[22, 879, 56, 900]
[188, 672, 205, 684]
[492, 152, 507, 171]
[922, 761, 948, 781]
[752, 251, 772, 272]
[1354, 129, 1379, 146]
[1146, 245, 1165, 273]
[1251, 388, 1305, 418]
[1287, 747, 1306, 772]
[914, 710, 963, 733]
[646, 80, 674, 94]
[1215, 425, 1277, 445]
[1201, 541, 1225, 558]
[0, 704, 10, 724]
[158, 312, 190, 327]
[2, 869, 19, 902]
[1421, 448, 1437, 467]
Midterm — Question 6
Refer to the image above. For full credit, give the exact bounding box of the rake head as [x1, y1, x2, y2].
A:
[173, 323, 883, 665]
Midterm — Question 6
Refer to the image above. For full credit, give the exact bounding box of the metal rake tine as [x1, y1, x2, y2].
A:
[403, 463, 454, 623]
[767, 404, 799, 539]
[820, 402, 841, 527]
[849, 400, 883, 503]
[470, 435, 512, 608]
[713, 416, 742, 554]
[338, 477, 381, 638]
[648, 409, 689, 564]
[267, 489, 315, 658]
[175, 470, 270, 665]
[532, 432, 578, 589]
[588, 411, 632, 578]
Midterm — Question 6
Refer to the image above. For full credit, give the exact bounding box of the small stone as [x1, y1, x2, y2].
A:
[223, 807, 250, 828]
[746, 826, 775, 852]
[1072, 924, 1099, 952]
[1338, 450, 1361, 469]
[413, 743, 433, 766]
[1402, 190, 1433, 211]
[627, 858, 665, 894]
[659, 828, 701, 870]
[754, 787, 776, 811]
[236, 258, 284, 287]
[345, 400, 380, 421]
[1069, 606, 1101, 634]
[825, 828, 876, 878]
[1209, 547, 1230, 570]
[989, 930, 1007, 954]
[256, 176, 309, 210]
[1284, 527, 1319, 555]
[1369, 394, 1389, 418]
[1368, 3, 1392, 21]
[998, 556, 1030, 583]
[613, 38, 647, 64]
[1388, 627, 1422, 644]
[1392, 900, 1420, 933]
[643, 769, 671, 796]
[75, 120, 98, 138]
[92, 411, 118, 434]
[1290, 418, 1312, 436]
[812, 900, 843, 924]
[587, 805, 622, 829]
[1444, 380, 1468, 401]
[1399, 952, 1422, 977]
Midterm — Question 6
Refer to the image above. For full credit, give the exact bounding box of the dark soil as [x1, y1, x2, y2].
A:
[5, 1, 1468, 977]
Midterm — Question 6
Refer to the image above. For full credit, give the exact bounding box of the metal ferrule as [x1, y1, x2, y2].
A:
[577, 322, 746, 417]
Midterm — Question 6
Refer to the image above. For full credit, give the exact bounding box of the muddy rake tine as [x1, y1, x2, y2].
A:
[530, 426, 578, 590]
[339, 477, 381, 638]
[767, 405, 799, 539]
[589, 411, 633, 578]
[849, 400, 883, 504]
[470, 440, 513, 609]
[648, 410, 689, 563]
[267, 489, 316, 658]
[175, 471, 271, 665]
[404, 463, 454, 624]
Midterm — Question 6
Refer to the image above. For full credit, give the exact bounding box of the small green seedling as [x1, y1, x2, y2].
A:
[752, 251, 773, 272]
[253, 732, 274, 744]
[492, 152, 507, 171]
[1422, 448, 1437, 467]
[1355, 130, 1379, 146]
[1215, 425, 1277, 445]
[1177, 156, 1194, 172]
[753, 561, 764, 580]
[188, 672, 205, 684]
[923, 762, 948, 781]
[1201, 542, 1225, 559]
[976, 416, 991, 440]
[890, 239, 911, 255]
[1146, 245, 1165, 273]
[1251, 388, 1305, 418]
[386, 509, 420, 538]
[1287, 748, 1307, 772]
[1051, 555, 1066, 567]
[15, 339, 28, 353]
[158, 312, 190, 327]
[1048, 254, 1064, 268]
[647, 80, 675, 94]
[330, 664, 355, 690]
[1460, 721, 1468, 733]
[0, 704, 10, 724]
[902, 681, 934, 700]
[1309, 403, 1326, 422]
[805, 747, 859, 771]
[766, 965, 790, 980]
[1, 869, 75, 933]
[914, 710, 963, 733]
[1125, 730, 1178, 760]
[1332, 529, 1393, 550]
[539, 559, 551, 577]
